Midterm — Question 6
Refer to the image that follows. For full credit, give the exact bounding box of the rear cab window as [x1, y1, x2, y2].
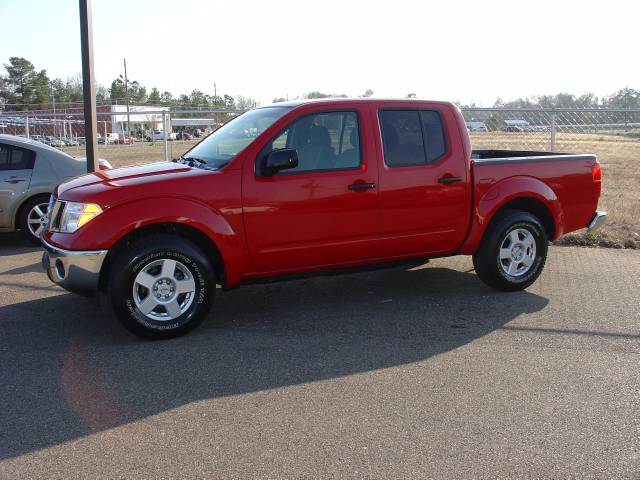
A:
[379, 109, 447, 167]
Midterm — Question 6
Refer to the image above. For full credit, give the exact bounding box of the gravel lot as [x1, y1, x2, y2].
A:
[1, 234, 639, 479]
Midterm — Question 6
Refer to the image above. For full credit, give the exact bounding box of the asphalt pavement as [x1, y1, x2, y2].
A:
[1, 233, 639, 479]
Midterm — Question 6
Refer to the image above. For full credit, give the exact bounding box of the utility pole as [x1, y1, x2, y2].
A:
[79, 0, 98, 173]
[124, 57, 131, 141]
[50, 83, 56, 138]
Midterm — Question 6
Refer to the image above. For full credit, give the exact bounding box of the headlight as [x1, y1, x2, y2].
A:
[54, 202, 103, 233]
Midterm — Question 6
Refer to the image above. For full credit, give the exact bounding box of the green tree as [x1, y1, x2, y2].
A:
[128, 81, 147, 103]
[109, 78, 126, 103]
[605, 88, 640, 109]
[236, 95, 258, 110]
[109, 77, 146, 104]
[189, 89, 207, 106]
[30, 70, 51, 107]
[305, 91, 330, 99]
[160, 91, 174, 105]
[1, 57, 52, 109]
[147, 87, 161, 104]
[304, 91, 347, 99]
[3, 57, 35, 107]
[96, 84, 108, 104]
[223, 94, 235, 109]
[64, 74, 84, 105]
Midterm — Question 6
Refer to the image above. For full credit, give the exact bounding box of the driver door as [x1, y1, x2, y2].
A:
[242, 107, 380, 274]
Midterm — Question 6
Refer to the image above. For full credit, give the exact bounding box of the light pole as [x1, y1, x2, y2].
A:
[50, 82, 56, 138]
[79, 0, 98, 173]
[123, 58, 131, 141]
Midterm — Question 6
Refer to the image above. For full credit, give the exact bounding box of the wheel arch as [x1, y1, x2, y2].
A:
[99, 222, 227, 290]
[460, 176, 563, 254]
[15, 192, 52, 231]
[487, 197, 555, 240]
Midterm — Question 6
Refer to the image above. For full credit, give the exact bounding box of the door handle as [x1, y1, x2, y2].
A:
[348, 182, 376, 191]
[437, 176, 462, 184]
[4, 178, 26, 184]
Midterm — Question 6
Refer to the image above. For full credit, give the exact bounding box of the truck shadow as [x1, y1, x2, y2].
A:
[0, 232, 39, 256]
[0, 263, 548, 459]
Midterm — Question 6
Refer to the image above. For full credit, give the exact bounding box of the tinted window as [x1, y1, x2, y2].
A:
[0, 145, 8, 168]
[379, 110, 447, 166]
[269, 111, 361, 173]
[380, 111, 426, 166]
[420, 111, 447, 162]
[0, 144, 35, 171]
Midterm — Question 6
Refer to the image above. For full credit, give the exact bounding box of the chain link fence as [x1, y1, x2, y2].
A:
[1, 106, 640, 167]
[0, 105, 638, 244]
[461, 107, 640, 152]
[0, 108, 243, 166]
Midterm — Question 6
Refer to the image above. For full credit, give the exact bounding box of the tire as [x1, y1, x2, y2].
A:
[472, 210, 548, 291]
[109, 234, 215, 339]
[18, 194, 51, 244]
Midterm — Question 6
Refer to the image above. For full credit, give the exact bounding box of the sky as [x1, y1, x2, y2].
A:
[1, 0, 638, 106]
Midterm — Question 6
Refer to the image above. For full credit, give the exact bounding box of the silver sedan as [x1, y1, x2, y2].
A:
[0, 134, 111, 243]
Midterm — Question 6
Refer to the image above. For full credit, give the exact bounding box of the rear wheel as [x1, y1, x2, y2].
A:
[18, 195, 50, 244]
[109, 235, 215, 339]
[473, 210, 548, 291]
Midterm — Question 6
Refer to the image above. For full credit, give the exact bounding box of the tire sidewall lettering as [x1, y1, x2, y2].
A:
[128, 249, 208, 331]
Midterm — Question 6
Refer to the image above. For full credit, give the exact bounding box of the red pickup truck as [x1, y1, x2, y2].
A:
[41, 99, 605, 338]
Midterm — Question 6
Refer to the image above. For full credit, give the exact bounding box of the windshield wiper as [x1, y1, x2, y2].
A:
[174, 156, 209, 168]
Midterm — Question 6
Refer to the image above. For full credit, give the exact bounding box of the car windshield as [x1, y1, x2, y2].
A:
[183, 107, 291, 168]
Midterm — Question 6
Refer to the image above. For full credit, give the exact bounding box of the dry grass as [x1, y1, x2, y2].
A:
[63, 133, 640, 249]
[470, 132, 640, 248]
[62, 141, 197, 168]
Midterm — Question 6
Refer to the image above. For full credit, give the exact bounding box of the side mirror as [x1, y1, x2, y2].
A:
[262, 148, 298, 176]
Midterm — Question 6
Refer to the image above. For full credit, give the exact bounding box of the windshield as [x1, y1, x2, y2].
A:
[183, 107, 291, 168]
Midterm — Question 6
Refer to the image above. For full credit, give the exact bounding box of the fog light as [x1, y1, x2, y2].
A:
[55, 259, 65, 279]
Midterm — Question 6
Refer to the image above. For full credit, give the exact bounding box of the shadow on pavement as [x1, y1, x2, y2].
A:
[0, 262, 549, 459]
[0, 233, 38, 256]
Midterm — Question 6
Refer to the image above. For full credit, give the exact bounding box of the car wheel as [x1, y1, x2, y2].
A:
[18, 195, 51, 244]
[109, 235, 215, 339]
[472, 210, 548, 291]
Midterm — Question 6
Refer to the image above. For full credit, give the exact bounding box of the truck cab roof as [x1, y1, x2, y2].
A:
[264, 98, 455, 109]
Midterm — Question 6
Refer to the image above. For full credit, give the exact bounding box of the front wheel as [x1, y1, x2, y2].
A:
[473, 210, 548, 291]
[109, 235, 215, 339]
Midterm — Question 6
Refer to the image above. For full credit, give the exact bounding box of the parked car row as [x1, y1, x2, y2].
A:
[145, 130, 178, 142]
[29, 135, 78, 147]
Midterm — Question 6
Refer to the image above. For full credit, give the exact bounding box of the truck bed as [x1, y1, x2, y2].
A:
[466, 149, 600, 246]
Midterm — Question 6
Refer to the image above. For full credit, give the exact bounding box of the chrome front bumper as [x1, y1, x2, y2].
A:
[41, 238, 108, 295]
[588, 211, 607, 232]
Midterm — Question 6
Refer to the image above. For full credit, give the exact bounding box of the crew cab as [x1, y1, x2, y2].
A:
[41, 99, 605, 338]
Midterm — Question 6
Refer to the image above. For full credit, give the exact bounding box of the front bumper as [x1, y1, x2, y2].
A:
[41, 238, 108, 295]
[587, 211, 607, 232]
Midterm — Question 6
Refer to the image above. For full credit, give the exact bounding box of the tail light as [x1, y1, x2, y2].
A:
[592, 162, 602, 199]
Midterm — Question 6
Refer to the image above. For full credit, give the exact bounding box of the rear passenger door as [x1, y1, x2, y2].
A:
[0, 143, 35, 228]
[376, 107, 470, 257]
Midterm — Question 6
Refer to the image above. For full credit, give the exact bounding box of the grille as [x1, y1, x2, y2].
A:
[48, 200, 66, 231]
